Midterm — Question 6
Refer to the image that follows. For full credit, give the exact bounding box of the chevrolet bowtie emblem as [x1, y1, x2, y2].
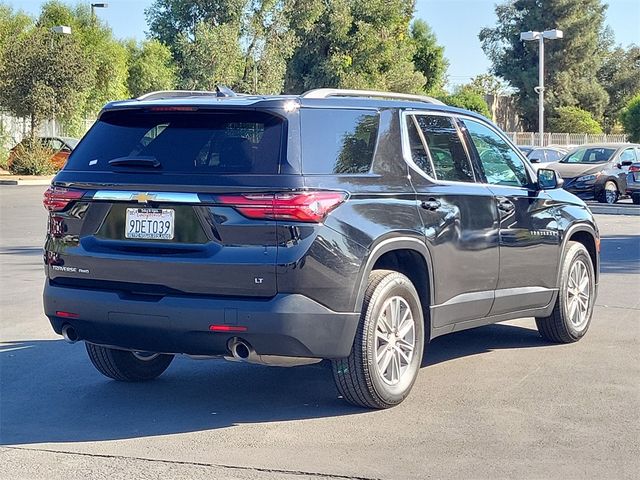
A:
[132, 192, 156, 203]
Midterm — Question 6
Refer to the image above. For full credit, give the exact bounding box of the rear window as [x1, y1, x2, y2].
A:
[301, 109, 379, 174]
[65, 110, 284, 174]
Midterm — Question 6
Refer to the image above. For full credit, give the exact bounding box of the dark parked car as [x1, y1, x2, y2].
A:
[549, 143, 639, 204]
[624, 154, 640, 204]
[43, 88, 600, 409]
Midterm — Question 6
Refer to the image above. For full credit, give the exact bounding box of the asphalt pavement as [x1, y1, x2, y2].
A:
[1, 186, 639, 479]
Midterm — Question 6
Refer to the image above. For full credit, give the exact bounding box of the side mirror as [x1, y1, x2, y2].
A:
[538, 168, 564, 190]
[621, 160, 633, 167]
[529, 157, 541, 163]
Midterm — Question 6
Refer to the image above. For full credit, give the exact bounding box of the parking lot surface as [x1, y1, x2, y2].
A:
[1, 186, 639, 479]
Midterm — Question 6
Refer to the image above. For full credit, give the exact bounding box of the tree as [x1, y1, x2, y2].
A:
[0, 5, 32, 56]
[548, 106, 603, 133]
[598, 45, 640, 132]
[284, 0, 425, 94]
[126, 39, 177, 97]
[480, 0, 609, 130]
[620, 95, 640, 142]
[442, 86, 491, 118]
[176, 21, 244, 90]
[0, 27, 92, 138]
[37, 1, 129, 132]
[410, 19, 448, 95]
[146, 0, 244, 57]
[468, 73, 509, 122]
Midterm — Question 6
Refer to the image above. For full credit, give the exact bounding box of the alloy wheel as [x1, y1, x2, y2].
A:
[374, 296, 416, 385]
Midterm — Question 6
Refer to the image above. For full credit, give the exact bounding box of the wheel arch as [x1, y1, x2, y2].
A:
[560, 224, 600, 285]
[352, 236, 434, 337]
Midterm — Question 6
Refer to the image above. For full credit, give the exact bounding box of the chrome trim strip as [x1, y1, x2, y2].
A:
[92, 191, 201, 204]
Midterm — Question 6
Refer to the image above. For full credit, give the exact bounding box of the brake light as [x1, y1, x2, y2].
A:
[209, 325, 248, 332]
[629, 165, 640, 172]
[56, 311, 79, 319]
[43, 187, 85, 211]
[218, 191, 347, 223]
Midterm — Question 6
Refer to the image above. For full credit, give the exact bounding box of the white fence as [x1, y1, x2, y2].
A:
[506, 132, 628, 147]
[0, 112, 94, 147]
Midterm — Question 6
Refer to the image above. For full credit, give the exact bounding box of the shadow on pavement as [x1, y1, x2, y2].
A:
[1, 323, 545, 446]
[600, 235, 640, 274]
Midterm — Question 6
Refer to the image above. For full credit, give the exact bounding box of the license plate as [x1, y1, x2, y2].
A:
[125, 208, 174, 240]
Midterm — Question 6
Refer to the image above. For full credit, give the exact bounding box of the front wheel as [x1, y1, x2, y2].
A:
[597, 181, 618, 204]
[86, 343, 174, 381]
[535, 241, 595, 343]
[332, 270, 425, 409]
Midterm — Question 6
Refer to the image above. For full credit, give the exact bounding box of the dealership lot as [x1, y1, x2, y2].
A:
[1, 186, 638, 479]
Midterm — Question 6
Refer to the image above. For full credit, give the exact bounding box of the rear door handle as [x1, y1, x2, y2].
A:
[497, 197, 515, 213]
[421, 198, 441, 211]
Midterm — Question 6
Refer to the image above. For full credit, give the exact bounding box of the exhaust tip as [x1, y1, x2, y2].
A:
[233, 341, 250, 359]
[61, 324, 79, 343]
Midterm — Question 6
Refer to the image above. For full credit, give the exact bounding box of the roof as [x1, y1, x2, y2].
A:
[568, 143, 639, 150]
[99, 88, 489, 124]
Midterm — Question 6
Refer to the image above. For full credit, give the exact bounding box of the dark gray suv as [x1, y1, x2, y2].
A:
[43, 88, 600, 408]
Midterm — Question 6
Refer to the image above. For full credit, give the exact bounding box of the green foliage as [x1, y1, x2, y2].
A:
[442, 86, 491, 118]
[0, 5, 33, 55]
[620, 95, 640, 142]
[468, 73, 508, 96]
[548, 106, 603, 133]
[38, 1, 130, 119]
[177, 21, 244, 90]
[126, 39, 177, 97]
[598, 46, 640, 132]
[146, 0, 244, 58]
[8, 141, 58, 175]
[0, 27, 92, 136]
[410, 19, 448, 95]
[285, 0, 425, 94]
[0, 123, 11, 171]
[480, 0, 610, 130]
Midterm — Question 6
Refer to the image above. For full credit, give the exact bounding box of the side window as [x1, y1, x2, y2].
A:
[405, 115, 435, 177]
[462, 119, 529, 187]
[301, 109, 379, 174]
[546, 150, 563, 162]
[620, 148, 636, 163]
[412, 115, 475, 182]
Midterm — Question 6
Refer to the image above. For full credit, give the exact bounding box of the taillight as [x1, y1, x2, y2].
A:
[218, 191, 347, 223]
[43, 186, 85, 211]
[629, 165, 640, 172]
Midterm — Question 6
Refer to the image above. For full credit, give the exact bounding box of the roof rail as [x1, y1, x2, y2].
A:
[136, 85, 238, 101]
[301, 88, 445, 105]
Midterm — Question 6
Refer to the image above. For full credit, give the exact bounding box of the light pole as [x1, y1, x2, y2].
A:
[520, 29, 563, 146]
[90, 2, 108, 18]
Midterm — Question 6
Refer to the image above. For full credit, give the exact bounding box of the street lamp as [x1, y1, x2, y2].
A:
[90, 3, 108, 17]
[520, 29, 563, 146]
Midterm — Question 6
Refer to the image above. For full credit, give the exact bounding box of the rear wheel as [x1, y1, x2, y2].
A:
[632, 193, 640, 205]
[86, 343, 174, 381]
[535, 241, 595, 343]
[332, 270, 425, 409]
[597, 181, 618, 204]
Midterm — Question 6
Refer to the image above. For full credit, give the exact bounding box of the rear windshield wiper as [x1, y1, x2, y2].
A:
[108, 156, 161, 168]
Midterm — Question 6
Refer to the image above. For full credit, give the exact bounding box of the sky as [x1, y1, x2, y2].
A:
[13, 0, 640, 88]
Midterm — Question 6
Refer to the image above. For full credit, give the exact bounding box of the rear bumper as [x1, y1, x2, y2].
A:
[44, 282, 360, 359]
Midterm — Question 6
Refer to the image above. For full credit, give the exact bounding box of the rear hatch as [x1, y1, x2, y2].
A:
[45, 107, 297, 298]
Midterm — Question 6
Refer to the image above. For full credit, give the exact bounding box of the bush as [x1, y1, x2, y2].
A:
[441, 88, 491, 118]
[8, 141, 58, 175]
[548, 106, 603, 134]
[0, 126, 10, 171]
[620, 95, 640, 142]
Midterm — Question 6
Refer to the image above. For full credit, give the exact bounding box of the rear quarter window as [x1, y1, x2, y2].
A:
[64, 110, 284, 174]
[300, 109, 379, 174]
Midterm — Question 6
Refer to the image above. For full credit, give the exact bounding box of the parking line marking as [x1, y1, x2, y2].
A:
[0, 346, 34, 353]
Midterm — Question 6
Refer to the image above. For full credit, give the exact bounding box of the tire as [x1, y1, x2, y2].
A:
[632, 193, 640, 205]
[86, 343, 174, 381]
[332, 270, 425, 409]
[535, 241, 595, 343]
[597, 180, 618, 204]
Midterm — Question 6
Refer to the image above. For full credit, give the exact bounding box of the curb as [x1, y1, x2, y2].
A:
[588, 205, 640, 216]
[0, 178, 53, 186]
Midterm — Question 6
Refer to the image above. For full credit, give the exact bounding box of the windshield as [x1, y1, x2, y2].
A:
[561, 147, 615, 164]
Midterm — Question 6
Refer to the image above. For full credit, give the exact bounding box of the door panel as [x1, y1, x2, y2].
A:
[403, 113, 499, 328]
[459, 118, 560, 315]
